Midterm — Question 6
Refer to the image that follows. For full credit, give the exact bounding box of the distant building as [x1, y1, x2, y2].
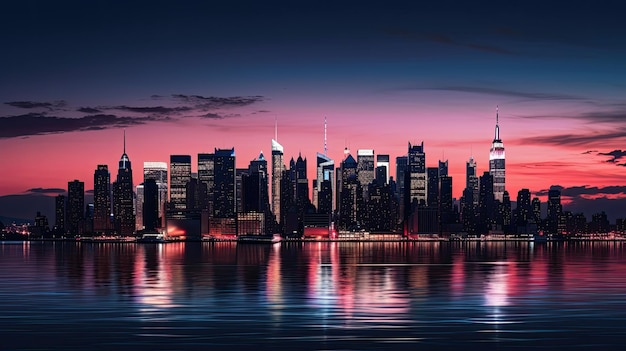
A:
[143, 161, 168, 227]
[213, 148, 236, 219]
[357, 149, 375, 200]
[112, 132, 135, 236]
[489, 107, 506, 202]
[466, 156, 479, 207]
[407, 142, 427, 207]
[55, 194, 66, 235]
[376, 154, 390, 184]
[143, 179, 159, 231]
[271, 139, 284, 225]
[169, 155, 191, 210]
[93, 165, 111, 234]
[67, 180, 84, 236]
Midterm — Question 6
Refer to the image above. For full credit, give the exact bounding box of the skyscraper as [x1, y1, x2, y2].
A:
[426, 167, 439, 208]
[93, 165, 111, 234]
[489, 107, 506, 202]
[197, 153, 214, 212]
[466, 156, 479, 207]
[143, 179, 159, 231]
[170, 155, 191, 210]
[67, 179, 84, 236]
[407, 142, 427, 207]
[376, 154, 390, 184]
[271, 139, 284, 224]
[395, 155, 408, 202]
[213, 148, 236, 219]
[547, 187, 562, 234]
[315, 152, 334, 213]
[357, 149, 375, 199]
[143, 161, 168, 227]
[55, 194, 66, 235]
[112, 132, 135, 236]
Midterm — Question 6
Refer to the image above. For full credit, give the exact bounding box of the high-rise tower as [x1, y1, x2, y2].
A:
[93, 165, 111, 234]
[466, 156, 479, 207]
[489, 107, 505, 202]
[113, 131, 135, 236]
[271, 137, 284, 224]
[170, 155, 191, 210]
[407, 142, 427, 206]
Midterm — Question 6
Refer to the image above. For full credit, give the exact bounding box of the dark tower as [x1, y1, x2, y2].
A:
[213, 148, 236, 219]
[55, 194, 66, 235]
[113, 131, 135, 236]
[67, 180, 84, 236]
[143, 179, 159, 231]
[93, 164, 111, 234]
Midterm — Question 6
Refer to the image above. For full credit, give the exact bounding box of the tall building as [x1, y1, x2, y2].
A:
[213, 148, 236, 218]
[489, 107, 506, 202]
[547, 187, 562, 234]
[438, 160, 448, 177]
[339, 152, 361, 229]
[439, 175, 453, 226]
[395, 155, 408, 203]
[197, 153, 215, 212]
[271, 139, 284, 224]
[376, 154, 390, 184]
[357, 149, 375, 199]
[112, 133, 135, 236]
[55, 194, 66, 234]
[135, 183, 144, 230]
[466, 156, 479, 206]
[93, 165, 111, 234]
[516, 188, 532, 227]
[67, 179, 84, 236]
[315, 152, 334, 213]
[170, 155, 191, 210]
[144, 161, 168, 227]
[426, 167, 439, 208]
[478, 171, 494, 234]
[407, 142, 427, 207]
[143, 179, 159, 231]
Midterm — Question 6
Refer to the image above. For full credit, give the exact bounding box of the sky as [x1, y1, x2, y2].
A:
[1, 0, 626, 222]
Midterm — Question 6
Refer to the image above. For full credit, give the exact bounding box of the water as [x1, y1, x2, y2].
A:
[1, 241, 626, 350]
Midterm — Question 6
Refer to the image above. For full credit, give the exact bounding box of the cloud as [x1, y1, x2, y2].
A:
[598, 149, 626, 163]
[111, 105, 193, 114]
[414, 86, 587, 101]
[535, 185, 626, 197]
[170, 94, 265, 108]
[582, 150, 598, 154]
[518, 129, 626, 147]
[200, 112, 224, 119]
[5, 100, 67, 109]
[0, 113, 160, 138]
[77, 107, 102, 113]
[26, 187, 66, 194]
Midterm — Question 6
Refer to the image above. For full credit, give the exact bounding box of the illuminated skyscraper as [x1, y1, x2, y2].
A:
[55, 194, 66, 234]
[466, 156, 479, 206]
[170, 155, 191, 210]
[407, 142, 427, 206]
[93, 165, 111, 234]
[315, 152, 334, 213]
[213, 148, 236, 219]
[376, 154, 390, 184]
[112, 132, 135, 236]
[489, 107, 506, 202]
[67, 180, 84, 236]
[197, 154, 214, 212]
[271, 138, 284, 224]
[357, 149, 375, 199]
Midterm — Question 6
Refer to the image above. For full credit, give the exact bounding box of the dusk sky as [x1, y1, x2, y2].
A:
[2, 0, 626, 221]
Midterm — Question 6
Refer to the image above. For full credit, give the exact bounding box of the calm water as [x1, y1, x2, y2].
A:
[2, 241, 626, 350]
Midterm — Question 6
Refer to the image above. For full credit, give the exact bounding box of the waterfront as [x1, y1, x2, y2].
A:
[2, 241, 626, 350]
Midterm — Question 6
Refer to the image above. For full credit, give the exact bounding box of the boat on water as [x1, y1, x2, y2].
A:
[137, 232, 168, 243]
[237, 233, 282, 244]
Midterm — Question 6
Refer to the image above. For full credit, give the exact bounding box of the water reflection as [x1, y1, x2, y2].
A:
[2, 241, 626, 350]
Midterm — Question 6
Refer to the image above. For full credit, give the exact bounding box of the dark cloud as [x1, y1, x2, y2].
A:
[518, 129, 626, 147]
[535, 185, 626, 197]
[26, 188, 66, 194]
[170, 94, 265, 109]
[201, 112, 224, 119]
[5, 100, 67, 109]
[416, 86, 587, 101]
[0, 113, 160, 138]
[111, 105, 193, 114]
[582, 150, 598, 154]
[77, 107, 101, 113]
[598, 149, 626, 163]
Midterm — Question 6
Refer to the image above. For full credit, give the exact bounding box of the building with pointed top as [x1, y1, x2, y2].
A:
[271, 139, 284, 224]
[489, 107, 506, 202]
[112, 132, 135, 236]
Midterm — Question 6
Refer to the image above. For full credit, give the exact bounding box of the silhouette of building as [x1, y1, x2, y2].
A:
[339, 151, 362, 229]
[427, 167, 439, 208]
[547, 187, 562, 234]
[93, 165, 111, 234]
[55, 194, 66, 235]
[197, 153, 214, 212]
[169, 155, 191, 210]
[478, 172, 495, 234]
[143, 161, 168, 227]
[271, 139, 284, 225]
[357, 149, 375, 200]
[213, 148, 236, 219]
[395, 155, 408, 219]
[112, 133, 135, 236]
[407, 142, 427, 207]
[489, 107, 506, 202]
[466, 156, 479, 207]
[315, 152, 334, 213]
[67, 179, 84, 236]
[376, 154, 390, 184]
[143, 178, 159, 231]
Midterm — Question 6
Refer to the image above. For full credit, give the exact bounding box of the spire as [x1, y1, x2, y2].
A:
[494, 106, 500, 141]
[123, 129, 126, 154]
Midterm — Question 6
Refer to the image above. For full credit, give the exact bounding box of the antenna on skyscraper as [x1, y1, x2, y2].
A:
[123, 129, 126, 153]
[496, 105, 499, 125]
[324, 116, 327, 156]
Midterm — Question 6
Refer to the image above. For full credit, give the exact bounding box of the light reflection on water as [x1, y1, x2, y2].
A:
[2, 241, 626, 350]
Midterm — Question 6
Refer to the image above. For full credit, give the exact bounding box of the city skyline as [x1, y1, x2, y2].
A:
[2, 1, 626, 222]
